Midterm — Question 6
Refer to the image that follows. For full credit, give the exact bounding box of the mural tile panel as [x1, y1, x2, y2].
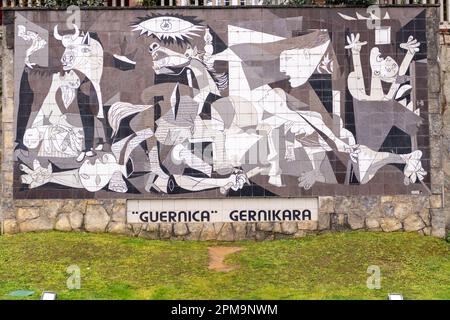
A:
[12, 8, 431, 199]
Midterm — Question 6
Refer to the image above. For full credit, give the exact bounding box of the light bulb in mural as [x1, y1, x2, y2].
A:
[131, 14, 204, 45]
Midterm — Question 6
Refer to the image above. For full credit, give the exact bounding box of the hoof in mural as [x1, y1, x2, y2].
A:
[346, 144, 360, 163]
[268, 175, 283, 187]
[220, 171, 249, 194]
[108, 171, 128, 193]
[76, 152, 86, 162]
[76, 150, 96, 163]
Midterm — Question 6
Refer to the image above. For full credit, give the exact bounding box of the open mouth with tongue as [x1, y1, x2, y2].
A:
[149, 42, 191, 75]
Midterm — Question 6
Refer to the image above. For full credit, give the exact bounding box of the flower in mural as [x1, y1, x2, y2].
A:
[131, 14, 204, 45]
[317, 53, 333, 74]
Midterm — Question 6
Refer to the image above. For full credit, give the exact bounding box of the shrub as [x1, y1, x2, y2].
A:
[326, 0, 376, 4]
[287, 0, 376, 5]
[42, 0, 105, 7]
[134, 0, 159, 6]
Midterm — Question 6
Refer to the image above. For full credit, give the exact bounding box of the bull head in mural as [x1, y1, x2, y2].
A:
[54, 24, 104, 118]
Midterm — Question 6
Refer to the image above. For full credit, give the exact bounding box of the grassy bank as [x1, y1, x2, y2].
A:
[0, 231, 449, 300]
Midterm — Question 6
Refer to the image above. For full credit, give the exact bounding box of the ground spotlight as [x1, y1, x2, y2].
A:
[388, 293, 403, 300]
[41, 291, 57, 300]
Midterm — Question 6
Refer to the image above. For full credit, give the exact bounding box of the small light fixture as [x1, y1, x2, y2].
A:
[41, 291, 57, 300]
[388, 293, 403, 300]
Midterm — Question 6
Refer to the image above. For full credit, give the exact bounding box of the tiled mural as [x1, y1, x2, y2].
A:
[13, 8, 431, 199]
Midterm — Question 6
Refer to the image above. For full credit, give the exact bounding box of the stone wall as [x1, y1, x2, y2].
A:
[0, 195, 443, 239]
[1, 6, 448, 240]
[0, 26, 3, 233]
[1, 18, 14, 227]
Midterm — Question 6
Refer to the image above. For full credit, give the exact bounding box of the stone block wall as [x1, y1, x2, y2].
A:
[1, 6, 448, 240]
[0, 195, 443, 240]
[440, 31, 450, 234]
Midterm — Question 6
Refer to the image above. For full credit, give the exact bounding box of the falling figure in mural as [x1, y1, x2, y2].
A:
[346, 33, 420, 102]
[344, 32, 427, 187]
[279, 32, 427, 188]
[54, 24, 107, 162]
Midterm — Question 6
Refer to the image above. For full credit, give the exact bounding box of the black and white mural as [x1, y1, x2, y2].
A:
[13, 8, 430, 199]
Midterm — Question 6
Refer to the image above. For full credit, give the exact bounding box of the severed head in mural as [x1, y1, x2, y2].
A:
[13, 8, 430, 199]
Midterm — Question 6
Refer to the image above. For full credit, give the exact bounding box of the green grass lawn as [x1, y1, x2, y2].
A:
[0, 231, 449, 300]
